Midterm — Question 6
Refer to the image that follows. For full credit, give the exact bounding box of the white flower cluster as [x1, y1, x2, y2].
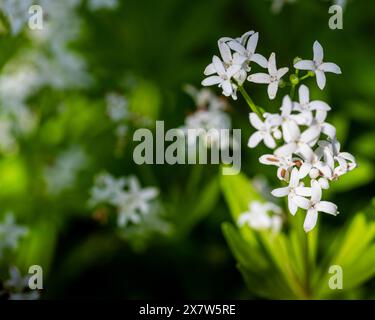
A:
[0, 213, 28, 258]
[248, 84, 356, 232]
[238, 201, 282, 233]
[89, 173, 159, 227]
[202, 30, 288, 100]
[182, 86, 233, 150]
[202, 30, 342, 101]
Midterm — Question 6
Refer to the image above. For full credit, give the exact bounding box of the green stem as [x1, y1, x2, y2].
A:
[238, 85, 263, 116]
[290, 85, 296, 99]
[299, 72, 312, 81]
[304, 232, 311, 298]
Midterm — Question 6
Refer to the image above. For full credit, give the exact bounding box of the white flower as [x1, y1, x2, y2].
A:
[223, 32, 268, 68]
[318, 138, 357, 178]
[248, 113, 276, 149]
[297, 144, 332, 180]
[238, 201, 282, 233]
[259, 154, 295, 181]
[310, 110, 337, 140]
[0, 0, 33, 35]
[274, 125, 321, 157]
[184, 85, 228, 111]
[294, 41, 342, 89]
[106, 93, 129, 122]
[3, 266, 39, 300]
[184, 108, 232, 149]
[202, 55, 243, 99]
[295, 180, 338, 232]
[248, 53, 289, 100]
[271, 168, 312, 215]
[89, 172, 127, 207]
[0, 213, 28, 258]
[89, 173, 159, 227]
[293, 85, 331, 113]
[266, 95, 306, 143]
[115, 176, 159, 227]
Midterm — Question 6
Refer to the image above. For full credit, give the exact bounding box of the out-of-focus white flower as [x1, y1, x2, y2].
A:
[248, 53, 289, 100]
[0, 213, 28, 258]
[238, 201, 282, 233]
[294, 180, 338, 232]
[271, 168, 312, 215]
[184, 108, 232, 150]
[294, 41, 342, 89]
[184, 85, 228, 111]
[89, 172, 126, 207]
[115, 176, 159, 226]
[44, 146, 88, 194]
[88, 0, 119, 10]
[106, 93, 129, 122]
[0, 0, 33, 35]
[3, 266, 39, 300]
[89, 173, 159, 228]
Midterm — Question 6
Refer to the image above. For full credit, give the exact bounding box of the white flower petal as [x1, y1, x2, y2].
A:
[320, 62, 341, 74]
[246, 32, 259, 53]
[315, 201, 338, 215]
[277, 67, 289, 79]
[300, 126, 321, 144]
[213, 55, 226, 76]
[251, 53, 268, 68]
[299, 85, 309, 105]
[202, 76, 222, 86]
[249, 113, 264, 130]
[264, 133, 276, 149]
[248, 131, 263, 148]
[288, 194, 298, 215]
[218, 41, 232, 64]
[289, 167, 300, 188]
[315, 69, 326, 90]
[267, 81, 279, 100]
[294, 60, 315, 71]
[247, 73, 270, 84]
[309, 100, 331, 111]
[304, 208, 318, 232]
[299, 162, 312, 179]
[293, 195, 311, 210]
[259, 154, 280, 165]
[272, 186, 290, 197]
[313, 41, 324, 65]
[295, 186, 312, 197]
[321, 123, 336, 139]
[311, 180, 322, 204]
[268, 53, 277, 75]
[204, 63, 216, 75]
[275, 143, 297, 157]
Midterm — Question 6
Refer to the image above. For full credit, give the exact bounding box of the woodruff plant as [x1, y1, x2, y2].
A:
[202, 30, 356, 232]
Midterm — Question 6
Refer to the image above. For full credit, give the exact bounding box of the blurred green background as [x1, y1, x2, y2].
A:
[0, 0, 374, 299]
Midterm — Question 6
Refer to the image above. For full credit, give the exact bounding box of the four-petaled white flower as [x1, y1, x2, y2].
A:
[202, 55, 242, 99]
[259, 154, 295, 181]
[293, 84, 331, 113]
[224, 32, 268, 69]
[271, 168, 312, 215]
[248, 113, 276, 149]
[296, 180, 339, 232]
[294, 41, 342, 90]
[248, 53, 289, 100]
